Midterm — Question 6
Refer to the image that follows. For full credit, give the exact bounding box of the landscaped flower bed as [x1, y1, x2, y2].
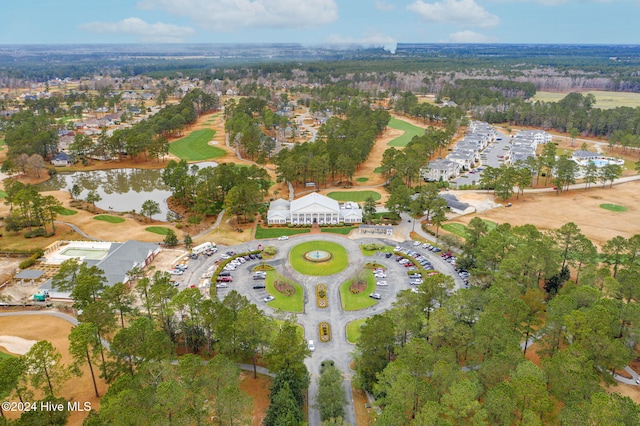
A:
[317, 284, 328, 308]
[274, 279, 296, 296]
[318, 322, 331, 343]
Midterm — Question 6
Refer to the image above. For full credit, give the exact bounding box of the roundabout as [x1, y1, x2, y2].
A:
[289, 240, 349, 276]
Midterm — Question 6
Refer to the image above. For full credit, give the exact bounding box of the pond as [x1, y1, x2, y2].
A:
[38, 162, 218, 220]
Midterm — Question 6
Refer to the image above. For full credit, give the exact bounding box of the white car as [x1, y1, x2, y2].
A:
[369, 293, 382, 300]
[413, 241, 421, 246]
[264, 295, 275, 302]
[308, 340, 315, 351]
[168, 269, 183, 275]
[216, 283, 229, 288]
[277, 236, 289, 240]
[220, 253, 230, 260]
[376, 281, 388, 286]
[374, 273, 387, 279]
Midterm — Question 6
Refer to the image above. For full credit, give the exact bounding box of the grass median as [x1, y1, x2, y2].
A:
[340, 271, 377, 311]
[265, 271, 304, 313]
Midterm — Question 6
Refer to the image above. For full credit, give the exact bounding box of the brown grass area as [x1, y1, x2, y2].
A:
[240, 372, 271, 426]
[352, 385, 373, 426]
[453, 180, 640, 247]
[0, 314, 107, 425]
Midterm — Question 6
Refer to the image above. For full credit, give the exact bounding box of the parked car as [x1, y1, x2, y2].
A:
[217, 276, 233, 282]
[413, 241, 421, 246]
[277, 236, 289, 240]
[369, 293, 382, 300]
[218, 271, 231, 276]
[385, 252, 393, 258]
[169, 269, 183, 275]
[253, 283, 266, 289]
[220, 253, 230, 260]
[376, 281, 388, 286]
[216, 283, 229, 288]
[263, 295, 275, 302]
[308, 340, 315, 351]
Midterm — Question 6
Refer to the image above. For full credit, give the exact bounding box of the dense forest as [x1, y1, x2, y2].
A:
[354, 220, 640, 425]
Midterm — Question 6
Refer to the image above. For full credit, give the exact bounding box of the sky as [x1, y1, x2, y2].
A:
[1, 0, 639, 49]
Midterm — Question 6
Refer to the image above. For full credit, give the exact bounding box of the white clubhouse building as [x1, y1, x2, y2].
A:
[267, 193, 362, 225]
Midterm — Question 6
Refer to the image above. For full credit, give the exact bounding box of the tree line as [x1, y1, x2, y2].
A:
[275, 104, 390, 187]
[0, 260, 313, 425]
[354, 220, 640, 424]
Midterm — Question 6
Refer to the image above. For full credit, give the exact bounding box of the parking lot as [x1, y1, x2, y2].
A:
[452, 129, 511, 187]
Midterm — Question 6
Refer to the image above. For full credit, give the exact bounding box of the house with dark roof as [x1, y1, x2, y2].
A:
[51, 152, 72, 167]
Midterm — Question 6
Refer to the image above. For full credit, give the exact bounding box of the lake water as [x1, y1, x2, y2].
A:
[38, 162, 218, 220]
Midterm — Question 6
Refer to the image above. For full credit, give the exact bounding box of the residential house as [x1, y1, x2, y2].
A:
[51, 152, 72, 167]
[421, 158, 461, 182]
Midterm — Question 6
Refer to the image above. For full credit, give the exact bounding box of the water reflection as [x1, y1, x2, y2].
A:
[39, 162, 217, 219]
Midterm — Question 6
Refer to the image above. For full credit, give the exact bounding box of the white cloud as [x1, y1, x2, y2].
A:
[80, 18, 194, 42]
[137, 0, 339, 31]
[374, 0, 397, 11]
[407, 0, 500, 28]
[447, 30, 497, 42]
[326, 32, 397, 53]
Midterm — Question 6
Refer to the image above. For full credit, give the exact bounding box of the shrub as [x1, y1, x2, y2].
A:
[262, 246, 277, 256]
[19, 257, 36, 269]
[24, 228, 47, 238]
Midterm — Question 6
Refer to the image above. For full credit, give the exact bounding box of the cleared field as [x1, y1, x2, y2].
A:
[387, 117, 425, 147]
[534, 91, 640, 109]
[93, 214, 125, 223]
[327, 191, 381, 202]
[168, 129, 226, 160]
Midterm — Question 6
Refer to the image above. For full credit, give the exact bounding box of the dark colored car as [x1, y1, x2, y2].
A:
[253, 283, 266, 289]
[218, 271, 231, 276]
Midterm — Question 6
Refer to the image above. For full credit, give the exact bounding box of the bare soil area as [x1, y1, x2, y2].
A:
[240, 372, 271, 426]
[452, 181, 640, 247]
[0, 314, 107, 425]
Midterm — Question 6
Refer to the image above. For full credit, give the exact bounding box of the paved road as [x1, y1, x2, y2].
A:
[54, 220, 101, 241]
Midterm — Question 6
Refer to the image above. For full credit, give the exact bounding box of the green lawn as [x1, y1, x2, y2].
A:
[254, 225, 311, 239]
[374, 167, 384, 174]
[346, 318, 367, 344]
[265, 272, 304, 313]
[0, 351, 13, 359]
[54, 206, 78, 216]
[355, 177, 369, 183]
[320, 226, 357, 235]
[442, 220, 497, 239]
[442, 223, 469, 238]
[387, 117, 425, 147]
[93, 215, 125, 224]
[327, 191, 381, 202]
[168, 129, 226, 161]
[289, 241, 349, 276]
[0, 190, 6, 199]
[340, 271, 377, 311]
[146, 226, 171, 235]
[600, 203, 628, 212]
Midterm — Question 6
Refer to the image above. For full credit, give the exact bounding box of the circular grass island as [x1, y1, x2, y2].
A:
[289, 241, 348, 276]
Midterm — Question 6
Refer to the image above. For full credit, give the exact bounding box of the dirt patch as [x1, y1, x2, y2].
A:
[352, 385, 373, 426]
[451, 181, 640, 247]
[240, 372, 271, 426]
[0, 314, 107, 425]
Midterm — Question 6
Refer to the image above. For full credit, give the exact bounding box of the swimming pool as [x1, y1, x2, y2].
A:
[59, 247, 110, 260]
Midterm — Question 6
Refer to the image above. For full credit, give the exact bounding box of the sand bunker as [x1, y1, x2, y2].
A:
[0, 335, 38, 355]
